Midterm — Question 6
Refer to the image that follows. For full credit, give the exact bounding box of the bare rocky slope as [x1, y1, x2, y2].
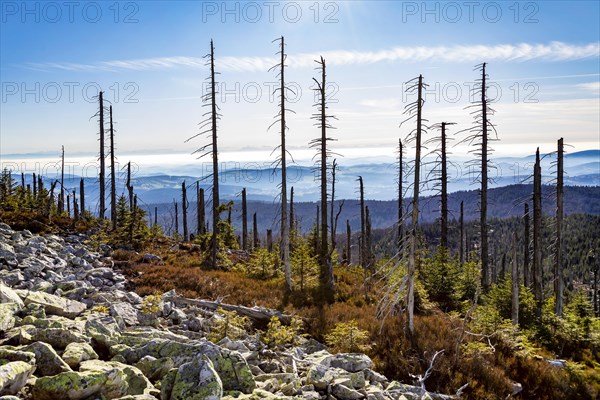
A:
[0, 223, 459, 400]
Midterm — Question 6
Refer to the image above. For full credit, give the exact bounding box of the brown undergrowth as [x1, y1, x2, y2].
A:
[117, 244, 599, 400]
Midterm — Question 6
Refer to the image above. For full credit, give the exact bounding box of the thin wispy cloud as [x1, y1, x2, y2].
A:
[27, 42, 599, 73]
[576, 81, 600, 92]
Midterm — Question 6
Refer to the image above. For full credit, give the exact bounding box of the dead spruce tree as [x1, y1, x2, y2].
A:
[253, 212, 259, 249]
[358, 176, 366, 267]
[109, 106, 117, 230]
[98, 91, 106, 219]
[269, 36, 292, 293]
[379, 75, 428, 339]
[555, 138, 564, 316]
[79, 178, 85, 216]
[126, 162, 133, 211]
[524, 202, 530, 287]
[241, 188, 248, 251]
[533, 148, 543, 318]
[397, 139, 405, 249]
[186, 40, 222, 268]
[426, 122, 455, 250]
[58, 146, 65, 214]
[182, 182, 188, 241]
[311, 56, 336, 301]
[197, 184, 205, 235]
[458, 63, 497, 292]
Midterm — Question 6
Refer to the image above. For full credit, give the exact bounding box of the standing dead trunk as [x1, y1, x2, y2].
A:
[126, 162, 133, 211]
[533, 148, 543, 318]
[182, 182, 188, 241]
[98, 92, 105, 219]
[253, 212, 259, 249]
[512, 232, 519, 325]
[480, 63, 490, 292]
[346, 220, 351, 265]
[359, 176, 366, 267]
[129, 194, 137, 243]
[440, 122, 449, 249]
[109, 106, 117, 230]
[459, 201, 464, 263]
[58, 146, 65, 214]
[197, 185, 205, 235]
[267, 229, 273, 253]
[555, 138, 564, 316]
[271, 36, 292, 294]
[398, 139, 404, 250]
[407, 74, 424, 338]
[72, 190, 78, 220]
[32, 173, 37, 198]
[241, 188, 248, 251]
[330, 159, 337, 253]
[154, 207, 158, 226]
[174, 200, 179, 238]
[66, 193, 70, 217]
[209, 41, 221, 268]
[79, 178, 85, 216]
[311, 56, 334, 301]
[524, 203, 530, 287]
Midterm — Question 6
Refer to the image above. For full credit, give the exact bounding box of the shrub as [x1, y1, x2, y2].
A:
[325, 320, 372, 353]
[141, 294, 162, 315]
[261, 316, 304, 349]
[208, 307, 250, 343]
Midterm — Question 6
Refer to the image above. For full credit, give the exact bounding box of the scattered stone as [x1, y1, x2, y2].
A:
[62, 342, 99, 369]
[21, 342, 72, 376]
[0, 361, 35, 396]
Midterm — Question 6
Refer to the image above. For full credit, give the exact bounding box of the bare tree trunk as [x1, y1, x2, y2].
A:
[80, 178, 85, 216]
[253, 212, 259, 249]
[330, 159, 337, 253]
[346, 220, 351, 265]
[267, 229, 273, 253]
[313, 57, 334, 301]
[440, 123, 449, 249]
[480, 63, 490, 293]
[154, 207, 158, 226]
[274, 36, 292, 294]
[524, 202, 530, 287]
[33, 173, 37, 198]
[533, 148, 543, 318]
[460, 201, 464, 263]
[174, 200, 179, 238]
[58, 146, 65, 214]
[109, 106, 117, 230]
[129, 194, 137, 243]
[210, 40, 221, 269]
[359, 176, 365, 267]
[72, 190, 78, 220]
[197, 185, 205, 235]
[242, 188, 248, 251]
[98, 92, 105, 219]
[126, 162, 133, 211]
[182, 182, 188, 241]
[512, 232, 519, 325]
[555, 138, 564, 316]
[407, 74, 424, 338]
[66, 193, 70, 217]
[398, 139, 404, 250]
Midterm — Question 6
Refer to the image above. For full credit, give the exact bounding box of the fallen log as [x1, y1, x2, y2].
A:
[170, 295, 294, 325]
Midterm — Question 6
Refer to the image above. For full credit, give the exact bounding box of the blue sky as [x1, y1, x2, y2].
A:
[1, 0, 599, 171]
